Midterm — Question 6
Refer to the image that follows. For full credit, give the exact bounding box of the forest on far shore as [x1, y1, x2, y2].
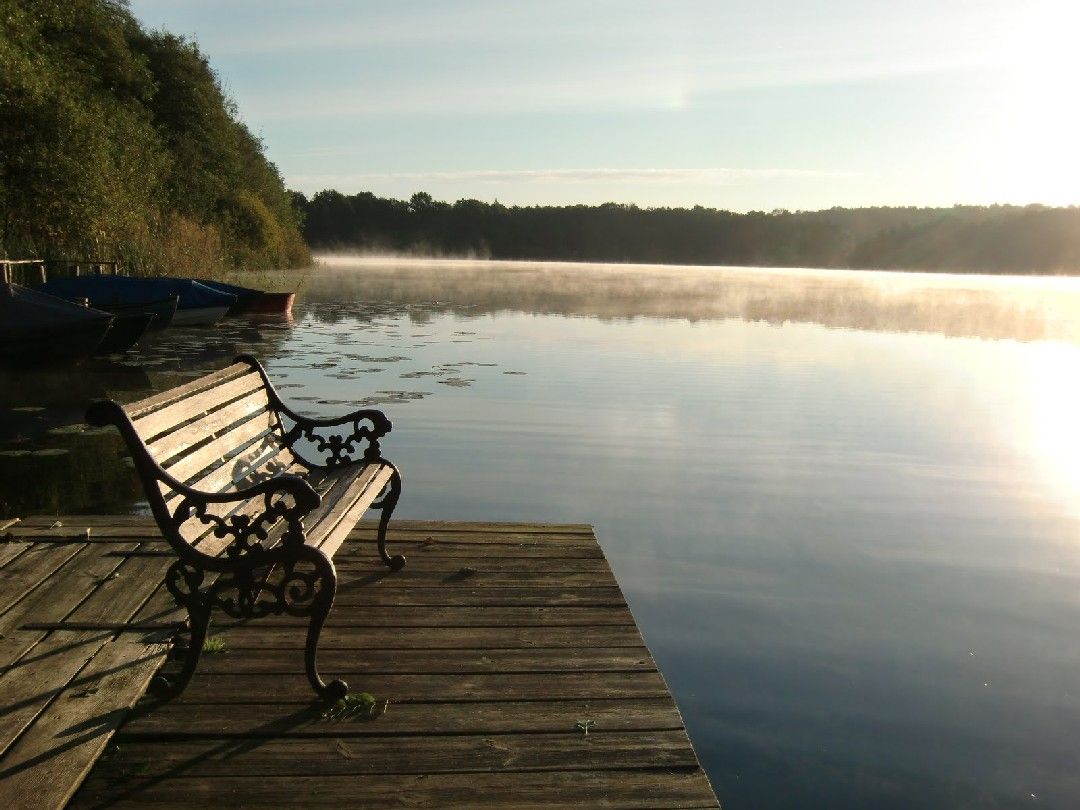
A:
[296, 190, 1080, 275]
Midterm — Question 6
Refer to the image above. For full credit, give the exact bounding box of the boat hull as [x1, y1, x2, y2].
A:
[170, 305, 231, 326]
[95, 313, 155, 354]
[247, 292, 295, 315]
[0, 283, 113, 366]
[196, 280, 295, 315]
[99, 296, 178, 331]
[196, 280, 261, 314]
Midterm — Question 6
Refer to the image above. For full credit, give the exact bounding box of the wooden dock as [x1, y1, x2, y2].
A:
[0, 516, 718, 808]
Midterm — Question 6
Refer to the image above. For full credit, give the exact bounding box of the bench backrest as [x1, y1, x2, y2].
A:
[119, 361, 302, 552]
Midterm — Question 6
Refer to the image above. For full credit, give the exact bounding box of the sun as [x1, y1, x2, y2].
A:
[990, 1, 1080, 204]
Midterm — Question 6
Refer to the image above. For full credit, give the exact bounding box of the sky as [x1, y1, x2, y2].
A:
[129, 0, 1080, 212]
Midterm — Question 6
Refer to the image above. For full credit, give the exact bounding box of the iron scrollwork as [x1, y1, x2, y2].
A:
[280, 412, 391, 468]
[170, 487, 311, 559]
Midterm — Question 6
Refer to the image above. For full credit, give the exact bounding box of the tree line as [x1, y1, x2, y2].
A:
[1, 0, 309, 276]
[296, 190, 1080, 274]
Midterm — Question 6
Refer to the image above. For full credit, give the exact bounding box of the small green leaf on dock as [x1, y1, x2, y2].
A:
[202, 636, 227, 654]
[320, 692, 388, 721]
[575, 719, 595, 735]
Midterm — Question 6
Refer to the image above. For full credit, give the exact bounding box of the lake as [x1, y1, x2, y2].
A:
[5, 257, 1080, 808]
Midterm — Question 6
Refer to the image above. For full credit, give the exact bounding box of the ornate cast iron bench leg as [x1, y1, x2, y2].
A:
[374, 463, 406, 572]
[300, 547, 349, 701]
[150, 561, 213, 700]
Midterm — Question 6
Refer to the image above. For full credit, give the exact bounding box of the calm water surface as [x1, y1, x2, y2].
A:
[6, 258, 1080, 808]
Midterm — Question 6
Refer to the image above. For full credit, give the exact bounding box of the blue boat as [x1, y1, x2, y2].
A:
[36, 276, 236, 326]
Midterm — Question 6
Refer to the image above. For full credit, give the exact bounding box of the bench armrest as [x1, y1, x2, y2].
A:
[236, 354, 392, 469]
[169, 473, 322, 554]
[87, 399, 321, 562]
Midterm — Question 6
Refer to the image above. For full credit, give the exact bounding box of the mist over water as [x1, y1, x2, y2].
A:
[317, 255, 1080, 344]
[5, 258, 1080, 807]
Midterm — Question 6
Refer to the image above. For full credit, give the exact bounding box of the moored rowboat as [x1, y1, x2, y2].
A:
[196, 279, 295, 315]
[0, 283, 113, 366]
[36, 276, 235, 326]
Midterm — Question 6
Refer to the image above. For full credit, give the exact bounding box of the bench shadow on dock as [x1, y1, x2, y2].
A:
[0, 516, 719, 808]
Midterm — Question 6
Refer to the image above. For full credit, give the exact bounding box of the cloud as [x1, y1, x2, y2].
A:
[144, 0, 1025, 123]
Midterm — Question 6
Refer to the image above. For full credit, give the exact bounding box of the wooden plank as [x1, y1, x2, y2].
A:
[0, 548, 172, 761]
[0, 542, 167, 754]
[0, 629, 114, 761]
[214, 605, 636, 628]
[0, 517, 20, 532]
[2, 526, 161, 542]
[171, 671, 669, 704]
[0, 635, 169, 810]
[362, 520, 596, 534]
[6, 522, 598, 546]
[90, 731, 699, 777]
[194, 647, 656, 675]
[11, 515, 158, 530]
[352, 533, 601, 547]
[334, 557, 614, 573]
[131, 371, 264, 440]
[332, 587, 627, 607]
[0, 542, 88, 619]
[0, 543, 136, 673]
[0, 542, 30, 568]
[118, 697, 687, 738]
[55, 545, 606, 562]
[72, 769, 718, 808]
[10, 520, 591, 540]
[335, 570, 618, 588]
[211, 625, 644, 651]
[124, 363, 248, 420]
[339, 540, 605, 559]
[64, 550, 173, 626]
[352, 529, 598, 544]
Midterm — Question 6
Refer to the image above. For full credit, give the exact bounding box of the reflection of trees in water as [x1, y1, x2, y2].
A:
[308, 260, 1080, 344]
[0, 318, 297, 517]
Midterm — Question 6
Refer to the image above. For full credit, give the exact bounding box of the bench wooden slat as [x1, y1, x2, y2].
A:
[151, 389, 274, 469]
[163, 437, 291, 505]
[313, 465, 393, 558]
[160, 404, 277, 485]
[125, 362, 250, 419]
[186, 461, 311, 556]
[131, 370, 264, 440]
[195, 463, 385, 561]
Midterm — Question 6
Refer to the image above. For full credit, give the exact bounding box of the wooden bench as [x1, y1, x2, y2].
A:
[85, 354, 404, 702]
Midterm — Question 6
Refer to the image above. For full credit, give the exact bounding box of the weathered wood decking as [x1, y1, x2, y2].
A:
[0, 516, 718, 808]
